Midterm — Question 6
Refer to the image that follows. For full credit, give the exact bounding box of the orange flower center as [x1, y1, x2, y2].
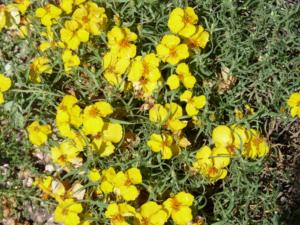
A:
[178, 73, 184, 81]
[227, 144, 236, 154]
[58, 154, 67, 163]
[140, 77, 148, 85]
[107, 65, 115, 73]
[183, 14, 191, 24]
[188, 38, 197, 48]
[89, 107, 99, 117]
[143, 63, 150, 75]
[141, 218, 149, 225]
[171, 198, 181, 211]
[82, 16, 89, 23]
[120, 38, 129, 48]
[59, 104, 67, 112]
[112, 215, 124, 223]
[33, 126, 40, 132]
[252, 137, 262, 146]
[169, 48, 178, 58]
[208, 166, 218, 175]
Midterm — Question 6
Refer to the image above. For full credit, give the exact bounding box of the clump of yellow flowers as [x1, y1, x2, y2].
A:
[0, 1, 275, 225]
[193, 125, 269, 182]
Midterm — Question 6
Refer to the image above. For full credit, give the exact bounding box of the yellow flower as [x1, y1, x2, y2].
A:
[212, 125, 233, 147]
[230, 125, 250, 150]
[163, 192, 194, 225]
[212, 146, 231, 169]
[34, 176, 66, 201]
[35, 4, 62, 27]
[128, 53, 161, 96]
[168, 7, 198, 38]
[82, 101, 113, 135]
[62, 49, 80, 73]
[186, 25, 209, 49]
[212, 125, 250, 155]
[60, 0, 87, 14]
[149, 104, 168, 123]
[105, 203, 135, 225]
[113, 168, 142, 201]
[103, 51, 130, 86]
[192, 146, 229, 182]
[180, 90, 206, 116]
[234, 108, 244, 120]
[287, 92, 300, 118]
[60, 20, 89, 50]
[243, 129, 269, 158]
[99, 167, 116, 194]
[72, 2, 107, 35]
[167, 63, 196, 90]
[0, 73, 12, 104]
[56, 95, 82, 139]
[39, 27, 65, 52]
[107, 26, 137, 59]
[149, 103, 187, 132]
[34, 176, 53, 199]
[135, 201, 169, 225]
[54, 198, 83, 225]
[13, 0, 30, 15]
[88, 168, 101, 182]
[26, 121, 51, 146]
[29, 57, 52, 83]
[90, 122, 123, 157]
[165, 103, 188, 132]
[128, 53, 161, 82]
[156, 34, 189, 65]
[51, 141, 83, 168]
[60, 0, 74, 14]
[147, 133, 180, 159]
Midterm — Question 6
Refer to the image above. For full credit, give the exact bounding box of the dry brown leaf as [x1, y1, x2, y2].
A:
[69, 182, 86, 200]
[217, 66, 237, 94]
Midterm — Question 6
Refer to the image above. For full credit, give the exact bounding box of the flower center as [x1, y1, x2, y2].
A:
[143, 63, 150, 75]
[227, 144, 236, 154]
[120, 38, 129, 48]
[183, 14, 191, 24]
[171, 198, 181, 211]
[58, 154, 67, 163]
[141, 218, 149, 225]
[33, 126, 40, 132]
[62, 207, 70, 215]
[169, 48, 177, 58]
[89, 107, 99, 117]
[82, 16, 89, 23]
[140, 77, 148, 85]
[252, 137, 262, 146]
[208, 166, 218, 175]
[107, 65, 115, 73]
[112, 215, 124, 223]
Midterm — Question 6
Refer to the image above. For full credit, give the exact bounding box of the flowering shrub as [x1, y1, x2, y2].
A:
[4, 0, 296, 224]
